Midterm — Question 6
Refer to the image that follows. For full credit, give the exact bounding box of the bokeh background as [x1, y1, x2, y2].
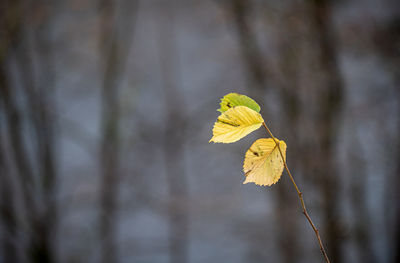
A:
[0, 0, 399, 262]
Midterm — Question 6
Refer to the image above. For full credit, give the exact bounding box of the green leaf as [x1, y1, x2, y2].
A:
[218, 93, 261, 113]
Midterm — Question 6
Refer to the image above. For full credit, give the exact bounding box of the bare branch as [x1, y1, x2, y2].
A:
[262, 122, 331, 263]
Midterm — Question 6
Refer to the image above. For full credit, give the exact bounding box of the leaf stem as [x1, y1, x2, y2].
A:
[262, 122, 331, 263]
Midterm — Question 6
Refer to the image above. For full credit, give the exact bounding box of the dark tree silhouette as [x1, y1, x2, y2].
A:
[156, 3, 189, 263]
[97, 0, 138, 262]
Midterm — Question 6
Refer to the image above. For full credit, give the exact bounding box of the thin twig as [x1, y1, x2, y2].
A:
[262, 122, 331, 263]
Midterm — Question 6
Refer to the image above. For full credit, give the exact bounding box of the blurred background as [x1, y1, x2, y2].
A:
[0, 0, 399, 262]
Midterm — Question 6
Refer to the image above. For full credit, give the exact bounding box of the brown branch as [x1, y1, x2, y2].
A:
[262, 122, 331, 263]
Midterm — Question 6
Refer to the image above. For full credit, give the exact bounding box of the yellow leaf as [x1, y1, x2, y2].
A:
[209, 106, 264, 143]
[243, 138, 287, 186]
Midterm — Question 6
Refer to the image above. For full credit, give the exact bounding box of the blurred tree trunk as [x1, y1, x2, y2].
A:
[373, 18, 400, 263]
[394, 81, 400, 263]
[0, 76, 18, 263]
[0, 0, 58, 261]
[156, 3, 189, 263]
[1, 69, 55, 263]
[274, 8, 304, 263]
[307, 0, 344, 262]
[0, 11, 18, 262]
[229, 1, 303, 262]
[0, 0, 37, 227]
[98, 1, 120, 261]
[98, 1, 137, 262]
[393, 70, 400, 263]
[26, 3, 58, 262]
[376, 18, 400, 263]
[0, 167, 18, 263]
[230, 0, 344, 262]
[229, 1, 305, 262]
[0, 67, 36, 262]
[348, 136, 377, 263]
[99, 50, 120, 263]
[229, 1, 271, 260]
[230, 0, 269, 100]
[1, 2, 41, 262]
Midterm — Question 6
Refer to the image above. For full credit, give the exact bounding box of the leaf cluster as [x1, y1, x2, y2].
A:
[210, 93, 287, 186]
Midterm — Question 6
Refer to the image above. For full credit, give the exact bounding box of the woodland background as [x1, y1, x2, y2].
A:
[0, 0, 399, 262]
